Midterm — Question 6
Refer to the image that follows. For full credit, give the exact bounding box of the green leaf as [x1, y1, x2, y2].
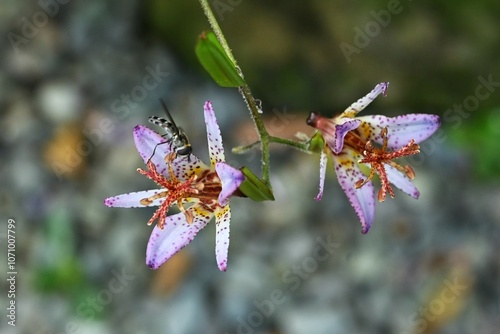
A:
[195, 31, 245, 87]
[238, 167, 275, 201]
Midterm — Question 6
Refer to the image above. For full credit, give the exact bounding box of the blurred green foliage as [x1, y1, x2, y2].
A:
[34, 208, 97, 312]
[449, 107, 500, 180]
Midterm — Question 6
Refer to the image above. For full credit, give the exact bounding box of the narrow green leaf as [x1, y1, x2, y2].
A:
[238, 167, 275, 201]
[195, 31, 245, 87]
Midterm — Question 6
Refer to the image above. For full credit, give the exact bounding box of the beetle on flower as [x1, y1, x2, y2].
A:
[307, 82, 440, 234]
[104, 101, 244, 271]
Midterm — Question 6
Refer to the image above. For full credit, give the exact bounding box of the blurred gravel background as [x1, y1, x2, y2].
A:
[1, 1, 499, 334]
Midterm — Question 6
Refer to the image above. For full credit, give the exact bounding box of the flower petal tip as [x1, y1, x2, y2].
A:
[361, 225, 371, 234]
[380, 82, 389, 97]
[133, 124, 151, 138]
[314, 193, 323, 202]
[218, 261, 227, 272]
[204, 100, 213, 111]
[147, 261, 159, 270]
[104, 198, 113, 207]
[204, 101, 226, 165]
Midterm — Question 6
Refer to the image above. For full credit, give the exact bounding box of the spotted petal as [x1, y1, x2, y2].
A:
[341, 82, 389, 118]
[330, 118, 361, 154]
[215, 162, 245, 207]
[134, 125, 172, 169]
[384, 164, 420, 199]
[146, 206, 213, 269]
[307, 113, 361, 155]
[133, 125, 207, 180]
[315, 149, 328, 201]
[204, 101, 225, 167]
[215, 205, 231, 271]
[357, 114, 440, 150]
[333, 151, 375, 234]
[104, 189, 166, 208]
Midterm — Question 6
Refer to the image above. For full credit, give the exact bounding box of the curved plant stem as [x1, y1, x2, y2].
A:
[233, 136, 314, 155]
[232, 141, 261, 154]
[269, 136, 312, 153]
[199, 0, 272, 187]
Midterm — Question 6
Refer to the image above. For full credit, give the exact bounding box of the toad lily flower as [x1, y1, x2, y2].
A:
[307, 82, 440, 234]
[104, 101, 244, 271]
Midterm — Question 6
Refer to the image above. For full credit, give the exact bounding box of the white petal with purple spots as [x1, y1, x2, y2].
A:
[215, 205, 231, 271]
[385, 164, 420, 199]
[315, 149, 328, 201]
[146, 206, 213, 269]
[215, 162, 245, 207]
[133, 125, 206, 180]
[341, 82, 389, 117]
[104, 189, 166, 208]
[204, 101, 226, 167]
[133, 125, 171, 169]
[330, 118, 361, 154]
[357, 114, 441, 149]
[333, 151, 375, 234]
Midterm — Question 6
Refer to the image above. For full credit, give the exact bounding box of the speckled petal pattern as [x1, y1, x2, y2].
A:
[215, 162, 245, 207]
[384, 164, 420, 199]
[133, 125, 172, 172]
[215, 205, 231, 271]
[330, 118, 361, 154]
[204, 101, 226, 167]
[170, 155, 209, 181]
[146, 206, 213, 269]
[333, 151, 375, 234]
[315, 149, 328, 201]
[341, 82, 389, 118]
[104, 189, 166, 208]
[133, 125, 206, 181]
[357, 114, 441, 149]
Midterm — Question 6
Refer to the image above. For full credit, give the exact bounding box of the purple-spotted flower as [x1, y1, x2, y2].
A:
[104, 101, 244, 271]
[307, 82, 440, 234]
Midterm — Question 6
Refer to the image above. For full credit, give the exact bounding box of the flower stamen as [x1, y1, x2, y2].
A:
[136, 156, 199, 229]
[355, 127, 420, 202]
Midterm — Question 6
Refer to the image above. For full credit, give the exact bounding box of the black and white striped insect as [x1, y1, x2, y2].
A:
[148, 99, 192, 161]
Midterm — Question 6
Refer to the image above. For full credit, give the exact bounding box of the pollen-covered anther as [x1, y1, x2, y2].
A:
[165, 152, 177, 163]
[404, 165, 415, 179]
[194, 182, 204, 191]
[140, 190, 168, 206]
[176, 199, 194, 224]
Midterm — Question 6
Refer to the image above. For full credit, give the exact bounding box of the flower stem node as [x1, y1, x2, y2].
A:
[307, 82, 440, 233]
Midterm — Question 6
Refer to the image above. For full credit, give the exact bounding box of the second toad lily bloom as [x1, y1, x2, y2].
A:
[307, 82, 440, 234]
[104, 101, 244, 271]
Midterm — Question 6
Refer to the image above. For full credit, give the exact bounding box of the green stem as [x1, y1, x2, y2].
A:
[269, 136, 312, 153]
[239, 86, 271, 185]
[199, 0, 238, 67]
[198, 0, 272, 187]
[233, 136, 313, 155]
[232, 140, 261, 154]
